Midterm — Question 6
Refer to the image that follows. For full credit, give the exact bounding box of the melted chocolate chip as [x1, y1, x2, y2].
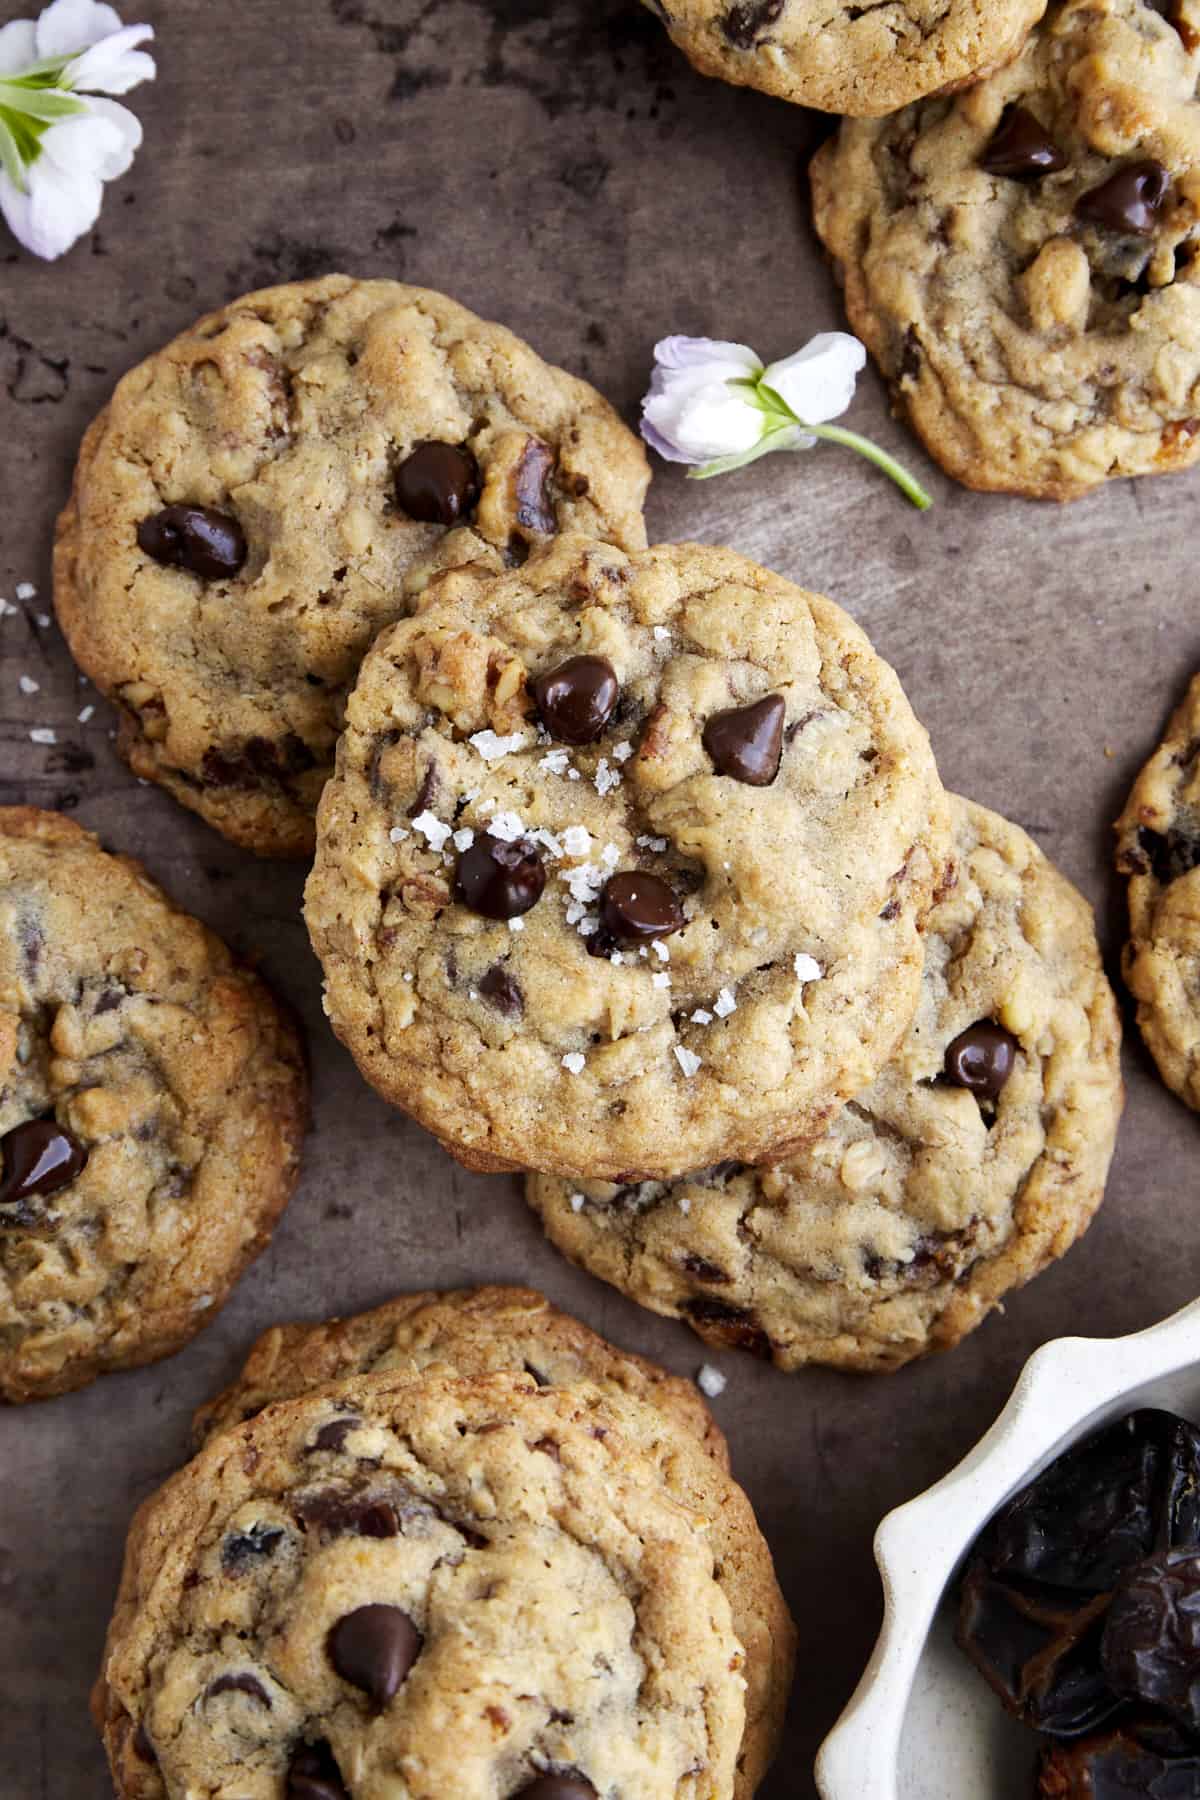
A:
[286, 1739, 349, 1800]
[702, 694, 786, 786]
[479, 963, 524, 1017]
[981, 106, 1067, 180]
[1076, 160, 1171, 236]
[220, 1521, 285, 1572]
[514, 1778, 598, 1800]
[328, 1603, 421, 1706]
[137, 504, 247, 578]
[311, 1417, 359, 1454]
[513, 438, 557, 535]
[1135, 825, 1200, 884]
[0, 1117, 87, 1211]
[394, 441, 481, 526]
[944, 1022, 1019, 1101]
[201, 733, 316, 791]
[684, 1297, 773, 1359]
[206, 1673, 272, 1707]
[681, 1253, 730, 1284]
[721, 0, 783, 47]
[294, 1490, 400, 1539]
[455, 834, 545, 921]
[532, 655, 619, 745]
[600, 871, 685, 943]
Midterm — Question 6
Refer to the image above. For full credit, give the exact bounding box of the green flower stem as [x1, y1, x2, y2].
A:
[805, 422, 933, 511]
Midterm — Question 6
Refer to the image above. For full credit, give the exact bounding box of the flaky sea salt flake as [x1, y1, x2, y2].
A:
[697, 1364, 727, 1398]
[674, 1045, 701, 1079]
[562, 1052, 586, 1075]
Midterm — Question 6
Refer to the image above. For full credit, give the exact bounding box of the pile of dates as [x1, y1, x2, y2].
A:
[957, 1408, 1200, 1797]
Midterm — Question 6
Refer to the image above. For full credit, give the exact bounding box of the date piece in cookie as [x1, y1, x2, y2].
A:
[645, 0, 1044, 117]
[1115, 668, 1200, 1109]
[95, 1368, 794, 1800]
[54, 275, 650, 858]
[811, 0, 1200, 499]
[529, 797, 1123, 1371]
[305, 536, 950, 1181]
[0, 808, 307, 1402]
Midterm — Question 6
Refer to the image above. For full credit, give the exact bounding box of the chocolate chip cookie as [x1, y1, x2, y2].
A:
[54, 275, 650, 858]
[529, 796, 1123, 1372]
[305, 535, 950, 1181]
[0, 807, 308, 1402]
[646, 0, 1044, 116]
[193, 1283, 728, 1467]
[1116, 670, 1200, 1109]
[95, 1368, 795, 1799]
[811, 0, 1200, 499]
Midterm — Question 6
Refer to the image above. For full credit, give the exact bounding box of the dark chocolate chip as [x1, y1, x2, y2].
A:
[681, 1253, 730, 1284]
[286, 1739, 349, 1800]
[980, 106, 1067, 180]
[294, 1490, 401, 1538]
[513, 438, 557, 535]
[532, 655, 619, 745]
[513, 1778, 598, 1800]
[899, 326, 922, 383]
[721, 0, 783, 47]
[944, 1022, 1019, 1101]
[137, 504, 247, 579]
[702, 693, 785, 786]
[221, 1522, 285, 1572]
[599, 871, 685, 943]
[479, 963, 524, 1017]
[0, 1117, 87, 1210]
[201, 733, 316, 791]
[1135, 825, 1200, 884]
[311, 1418, 359, 1453]
[1076, 160, 1171, 236]
[394, 441, 481, 526]
[328, 1603, 421, 1706]
[206, 1673, 272, 1707]
[684, 1297, 773, 1359]
[455, 834, 545, 920]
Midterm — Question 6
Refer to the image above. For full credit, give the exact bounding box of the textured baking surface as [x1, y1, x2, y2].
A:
[0, 2, 1195, 1795]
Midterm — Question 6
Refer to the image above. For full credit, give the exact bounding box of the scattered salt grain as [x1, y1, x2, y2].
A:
[653, 625, 670, 642]
[594, 759, 621, 796]
[652, 939, 670, 963]
[674, 1046, 701, 1079]
[488, 810, 527, 843]
[697, 1365, 727, 1398]
[567, 767, 581, 781]
[612, 740, 633, 763]
[714, 988, 737, 1017]
[793, 953, 823, 983]
[636, 834, 668, 852]
[389, 825, 409, 842]
[541, 749, 571, 775]
[508, 917, 525, 933]
[679, 1196, 691, 1216]
[452, 827, 475, 852]
[0, 598, 15, 618]
[29, 727, 56, 745]
[610, 951, 624, 965]
[35, 613, 51, 629]
[562, 1052, 586, 1075]
[600, 842, 621, 870]
[411, 811, 451, 852]
[651, 971, 670, 990]
[569, 1192, 586, 1212]
[77, 705, 94, 724]
[18, 675, 38, 695]
[470, 729, 527, 762]
[15, 582, 35, 601]
[561, 825, 592, 858]
[691, 1008, 712, 1025]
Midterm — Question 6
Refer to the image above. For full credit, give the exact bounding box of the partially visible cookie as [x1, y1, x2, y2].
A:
[811, 0, 1200, 499]
[646, 0, 1044, 116]
[1115, 670, 1200, 1108]
[96, 1369, 795, 1799]
[305, 535, 950, 1181]
[529, 796, 1123, 1372]
[0, 807, 308, 1402]
[54, 275, 650, 857]
[193, 1283, 728, 1467]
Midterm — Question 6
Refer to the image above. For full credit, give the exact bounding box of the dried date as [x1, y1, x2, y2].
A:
[1101, 1549, 1200, 1737]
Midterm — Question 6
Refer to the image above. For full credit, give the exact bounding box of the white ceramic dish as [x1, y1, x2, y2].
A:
[815, 1297, 1200, 1800]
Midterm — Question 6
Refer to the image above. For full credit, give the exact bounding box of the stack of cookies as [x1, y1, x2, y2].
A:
[644, 0, 1200, 504]
[94, 1286, 796, 1799]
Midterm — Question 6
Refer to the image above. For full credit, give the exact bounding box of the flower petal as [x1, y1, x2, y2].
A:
[75, 94, 141, 175]
[35, 0, 123, 58]
[0, 166, 36, 251]
[65, 22, 154, 94]
[761, 332, 866, 426]
[6, 146, 101, 256]
[37, 108, 125, 180]
[642, 377, 765, 465]
[653, 335, 762, 375]
[0, 19, 38, 76]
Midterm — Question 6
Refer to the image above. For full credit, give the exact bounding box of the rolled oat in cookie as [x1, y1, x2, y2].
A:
[1116, 668, 1200, 1109]
[0, 807, 308, 1402]
[95, 1368, 794, 1800]
[530, 797, 1123, 1371]
[53, 275, 650, 858]
[305, 535, 950, 1181]
[811, 0, 1200, 499]
[645, 0, 1044, 117]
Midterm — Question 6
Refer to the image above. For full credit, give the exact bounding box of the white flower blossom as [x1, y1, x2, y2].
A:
[640, 330, 930, 509]
[0, 0, 154, 261]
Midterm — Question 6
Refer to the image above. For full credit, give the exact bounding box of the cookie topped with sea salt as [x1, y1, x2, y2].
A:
[304, 536, 950, 1180]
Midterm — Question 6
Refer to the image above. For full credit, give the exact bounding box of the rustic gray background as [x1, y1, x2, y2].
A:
[1, 3, 1198, 1795]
